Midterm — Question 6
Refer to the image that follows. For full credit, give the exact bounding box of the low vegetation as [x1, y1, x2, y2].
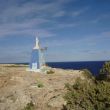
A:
[63, 61, 110, 110]
[46, 69, 55, 74]
[36, 81, 44, 88]
[37, 82, 44, 88]
[63, 79, 110, 110]
[82, 69, 93, 79]
[22, 101, 35, 110]
[98, 61, 110, 81]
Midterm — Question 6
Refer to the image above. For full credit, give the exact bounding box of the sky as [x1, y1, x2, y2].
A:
[0, 0, 110, 63]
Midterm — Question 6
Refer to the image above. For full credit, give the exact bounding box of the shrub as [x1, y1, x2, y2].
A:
[100, 61, 110, 75]
[37, 82, 44, 88]
[82, 69, 93, 79]
[98, 61, 110, 81]
[23, 101, 34, 110]
[46, 69, 55, 74]
[63, 79, 110, 110]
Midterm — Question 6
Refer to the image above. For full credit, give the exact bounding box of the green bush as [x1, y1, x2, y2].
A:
[63, 79, 110, 110]
[98, 61, 110, 81]
[46, 69, 55, 74]
[23, 101, 34, 110]
[100, 61, 110, 75]
[82, 69, 93, 79]
[37, 82, 44, 88]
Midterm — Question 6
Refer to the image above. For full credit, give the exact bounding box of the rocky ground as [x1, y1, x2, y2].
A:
[0, 64, 85, 110]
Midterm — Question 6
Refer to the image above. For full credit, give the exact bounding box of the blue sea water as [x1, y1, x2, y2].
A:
[2, 61, 107, 76]
[47, 61, 106, 76]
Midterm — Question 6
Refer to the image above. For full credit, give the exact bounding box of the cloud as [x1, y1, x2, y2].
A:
[0, 6, 56, 38]
[57, 0, 73, 3]
[0, 0, 110, 62]
[72, 7, 89, 17]
[89, 13, 110, 24]
[101, 31, 110, 37]
[0, 45, 31, 63]
[55, 22, 78, 29]
[0, 27, 55, 38]
[0, 0, 68, 23]
[0, 0, 74, 38]
[52, 11, 65, 17]
[0, 0, 81, 38]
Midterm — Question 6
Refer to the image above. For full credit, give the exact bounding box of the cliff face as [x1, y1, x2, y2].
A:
[0, 65, 84, 110]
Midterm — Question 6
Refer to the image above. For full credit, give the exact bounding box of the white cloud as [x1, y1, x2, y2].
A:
[101, 31, 110, 37]
[72, 7, 89, 17]
[57, 0, 72, 3]
[0, 0, 83, 39]
[52, 11, 65, 17]
[0, 0, 68, 38]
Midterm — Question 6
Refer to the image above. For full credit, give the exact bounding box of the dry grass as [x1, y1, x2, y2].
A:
[0, 64, 84, 110]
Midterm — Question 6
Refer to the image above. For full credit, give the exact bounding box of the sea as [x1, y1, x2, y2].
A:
[47, 61, 107, 76]
[1, 61, 108, 76]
